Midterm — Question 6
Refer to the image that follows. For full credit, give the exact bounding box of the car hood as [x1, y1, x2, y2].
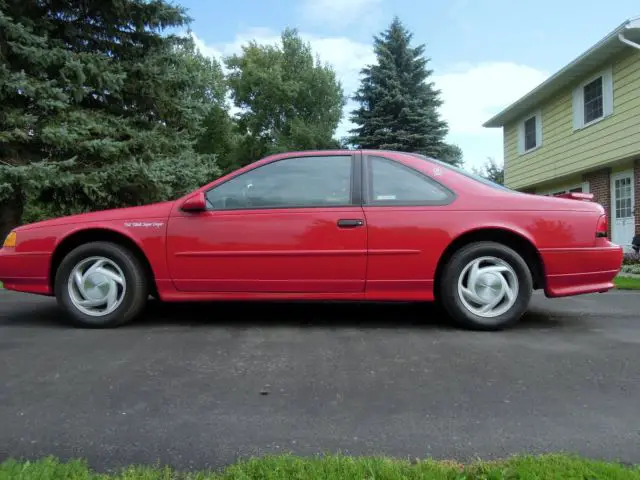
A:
[16, 201, 176, 231]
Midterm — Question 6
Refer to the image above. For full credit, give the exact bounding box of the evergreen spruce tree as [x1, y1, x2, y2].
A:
[349, 17, 462, 165]
[0, 0, 224, 237]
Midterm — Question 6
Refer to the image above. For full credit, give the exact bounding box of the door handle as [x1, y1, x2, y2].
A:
[337, 219, 364, 228]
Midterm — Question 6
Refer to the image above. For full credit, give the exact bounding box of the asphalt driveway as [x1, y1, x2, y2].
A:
[1, 290, 639, 471]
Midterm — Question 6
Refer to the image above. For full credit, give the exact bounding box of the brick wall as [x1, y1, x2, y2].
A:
[583, 168, 611, 238]
[635, 160, 640, 235]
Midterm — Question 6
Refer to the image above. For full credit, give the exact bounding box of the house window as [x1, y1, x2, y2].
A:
[583, 76, 603, 124]
[573, 67, 613, 129]
[524, 116, 537, 151]
[518, 110, 542, 154]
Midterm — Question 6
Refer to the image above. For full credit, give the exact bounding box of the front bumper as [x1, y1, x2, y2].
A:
[0, 248, 52, 295]
[540, 243, 624, 297]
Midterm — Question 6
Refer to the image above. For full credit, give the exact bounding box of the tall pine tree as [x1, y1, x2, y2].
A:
[0, 0, 224, 237]
[349, 17, 461, 165]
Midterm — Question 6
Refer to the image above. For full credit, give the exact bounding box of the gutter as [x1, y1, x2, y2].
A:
[618, 18, 640, 50]
[618, 33, 640, 50]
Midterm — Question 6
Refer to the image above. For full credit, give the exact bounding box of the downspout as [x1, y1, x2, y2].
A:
[617, 21, 640, 247]
[618, 32, 640, 50]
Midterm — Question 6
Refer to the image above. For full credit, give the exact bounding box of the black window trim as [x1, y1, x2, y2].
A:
[362, 154, 456, 207]
[352, 151, 363, 205]
[204, 153, 359, 211]
[523, 115, 537, 151]
[583, 75, 604, 124]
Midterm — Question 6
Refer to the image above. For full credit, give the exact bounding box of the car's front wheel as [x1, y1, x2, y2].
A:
[439, 241, 533, 330]
[55, 241, 149, 328]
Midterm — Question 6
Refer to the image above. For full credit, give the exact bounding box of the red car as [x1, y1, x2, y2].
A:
[0, 150, 623, 330]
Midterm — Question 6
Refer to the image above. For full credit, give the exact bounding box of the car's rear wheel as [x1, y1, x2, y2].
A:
[55, 242, 148, 328]
[439, 241, 533, 330]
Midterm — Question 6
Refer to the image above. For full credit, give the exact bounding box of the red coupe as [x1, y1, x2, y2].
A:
[0, 150, 623, 330]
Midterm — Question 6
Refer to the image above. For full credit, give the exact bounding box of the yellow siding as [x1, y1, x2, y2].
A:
[504, 48, 640, 189]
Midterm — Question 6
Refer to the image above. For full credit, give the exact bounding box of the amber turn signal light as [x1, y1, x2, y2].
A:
[2, 231, 16, 248]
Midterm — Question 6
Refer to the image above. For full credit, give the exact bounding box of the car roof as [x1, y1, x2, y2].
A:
[262, 149, 430, 159]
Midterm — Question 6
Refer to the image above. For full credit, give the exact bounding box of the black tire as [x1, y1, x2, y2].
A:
[54, 241, 149, 328]
[439, 241, 533, 331]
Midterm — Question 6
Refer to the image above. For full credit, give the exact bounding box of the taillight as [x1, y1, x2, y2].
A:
[596, 214, 608, 238]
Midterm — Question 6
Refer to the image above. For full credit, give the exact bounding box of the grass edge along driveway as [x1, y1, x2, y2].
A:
[614, 275, 640, 290]
[2, 454, 639, 480]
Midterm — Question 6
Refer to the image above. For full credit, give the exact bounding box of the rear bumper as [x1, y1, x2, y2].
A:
[0, 248, 52, 295]
[540, 243, 623, 297]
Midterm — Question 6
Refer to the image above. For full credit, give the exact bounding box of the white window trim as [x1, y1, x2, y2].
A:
[610, 170, 635, 220]
[517, 109, 542, 155]
[572, 66, 613, 131]
[538, 182, 589, 196]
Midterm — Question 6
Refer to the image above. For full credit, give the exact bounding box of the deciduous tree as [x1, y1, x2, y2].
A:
[473, 157, 505, 185]
[225, 28, 345, 167]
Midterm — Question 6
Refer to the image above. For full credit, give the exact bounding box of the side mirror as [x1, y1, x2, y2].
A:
[181, 192, 206, 212]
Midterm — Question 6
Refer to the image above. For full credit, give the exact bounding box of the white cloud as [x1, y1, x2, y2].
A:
[191, 31, 549, 167]
[192, 30, 374, 93]
[190, 32, 222, 60]
[432, 62, 549, 168]
[338, 62, 549, 158]
[302, 36, 375, 93]
[434, 62, 549, 135]
[191, 30, 374, 125]
[191, 28, 280, 62]
[299, 0, 382, 29]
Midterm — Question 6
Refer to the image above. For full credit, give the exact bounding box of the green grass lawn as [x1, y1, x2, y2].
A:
[614, 276, 640, 290]
[1, 454, 638, 480]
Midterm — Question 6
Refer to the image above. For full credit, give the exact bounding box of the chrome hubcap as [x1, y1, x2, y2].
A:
[68, 257, 126, 316]
[457, 256, 518, 318]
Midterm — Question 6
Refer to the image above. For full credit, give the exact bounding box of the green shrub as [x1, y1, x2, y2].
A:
[623, 252, 640, 265]
[621, 264, 640, 274]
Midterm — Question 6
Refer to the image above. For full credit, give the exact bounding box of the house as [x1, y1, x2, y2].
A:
[483, 18, 640, 251]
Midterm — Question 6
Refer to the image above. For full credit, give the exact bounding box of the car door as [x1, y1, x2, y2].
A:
[166, 153, 367, 293]
[361, 153, 456, 300]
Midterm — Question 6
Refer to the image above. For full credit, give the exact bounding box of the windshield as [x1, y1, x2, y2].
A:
[407, 153, 514, 193]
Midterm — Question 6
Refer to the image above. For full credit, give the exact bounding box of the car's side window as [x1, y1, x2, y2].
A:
[366, 156, 453, 205]
[205, 155, 353, 210]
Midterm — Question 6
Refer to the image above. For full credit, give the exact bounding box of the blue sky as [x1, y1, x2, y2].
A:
[179, 0, 640, 169]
